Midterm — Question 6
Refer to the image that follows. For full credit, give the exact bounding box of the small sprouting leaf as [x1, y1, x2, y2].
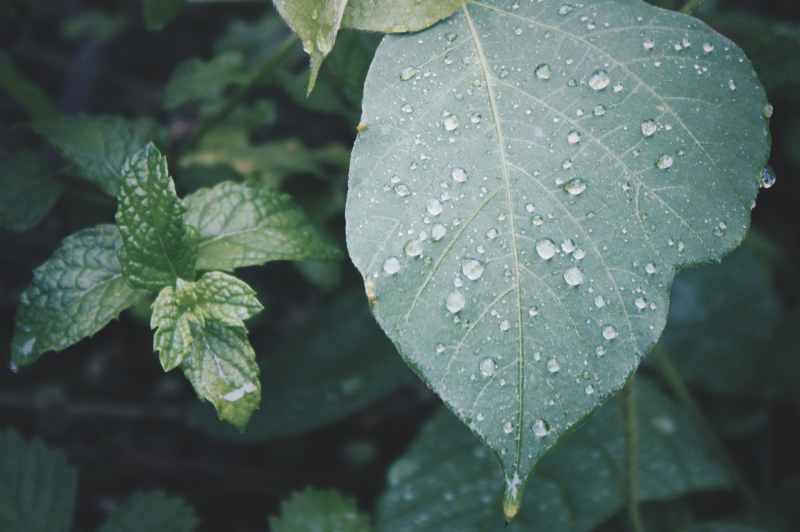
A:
[341, 0, 465, 32]
[143, 0, 185, 31]
[189, 293, 415, 443]
[31, 115, 164, 196]
[11, 225, 149, 366]
[152, 271, 262, 371]
[346, 0, 770, 516]
[0, 151, 63, 232]
[270, 488, 371, 532]
[0, 52, 57, 121]
[97, 491, 198, 532]
[116, 143, 198, 291]
[162, 53, 250, 115]
[378, 378, 730, 532]
[0, 430, 77, 532]
[184, 181, 341, 271]
[181, 321, 261, 431]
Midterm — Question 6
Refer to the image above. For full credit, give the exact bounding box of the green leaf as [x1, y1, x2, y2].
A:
[162, 53, 250, 115]
[341, 0, 465, 32]
[345, 0, 770, 516]
[0, 52, 57, 121]
[31, 115, 165, 196]
[184, 181, 342, 271]
[97, 491, 198, 532]
[657, 245, 780, 396]
[324, 29, 382, 110]
[11, 225, 149, 366]
[0, 151, 63, 232]
[116, 143, 198, 291]
[270, 488, 371, 532]
[181, 320, 261, 431]
[152, 271, 262, 371]
[189, 292, 415, 443]
[377, 378, 730, 532]
[144, 0, 185, 31]
[0, 430, 77, 532]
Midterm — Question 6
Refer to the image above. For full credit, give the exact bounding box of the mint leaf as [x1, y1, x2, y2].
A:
[0, 52, 57, 121]
[152, 271, 262, 371]
[0, 151, 63, 232]
[0, 430, 77, 532]
[116, 143, 198, 291]
[346, 0, 770, 515]
[11, 225, 149, 366]
[31, 114, 164, 196]
[162, 53, 250, 115]
[144, 0, 185, 31]
[184, 181, 341, 271]
[378, 378, 730, 532]
[270, 488, 371, 532]
[180, 321, 260, 431]
[97, 491, 198, 532]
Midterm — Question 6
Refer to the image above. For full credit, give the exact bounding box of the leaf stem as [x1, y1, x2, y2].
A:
[679, 0, 708, 14]
[623, 376, 647, 532]
[177, 33, 299, 156]
[651, 345, 760, 508]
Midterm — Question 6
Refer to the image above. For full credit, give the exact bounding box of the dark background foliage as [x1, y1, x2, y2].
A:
[1, 0, 798, 530]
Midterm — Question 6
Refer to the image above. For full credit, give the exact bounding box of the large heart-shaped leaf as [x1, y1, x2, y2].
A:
[346, 0, 770, 519]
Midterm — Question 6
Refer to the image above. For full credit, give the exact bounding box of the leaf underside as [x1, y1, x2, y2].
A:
[346, 0, 769, 511]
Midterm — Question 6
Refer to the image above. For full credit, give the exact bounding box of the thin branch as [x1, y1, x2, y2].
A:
[177, 33, 299, 156]
[623, 376, 647, 532]
[651, 345, 760, 509]
[679, 0, 708, 14]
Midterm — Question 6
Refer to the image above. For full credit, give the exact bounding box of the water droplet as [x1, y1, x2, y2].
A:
[567, 130, 582, 144]
[404, 239, 423, 257]
[588, 69, 610, 90]
[635, 297, 647, 310]
[503, 422, 514, 434]
[564, 267, 583, 286]
[444, 114, 460, 131]
[311, 9, 318, 19]
[760, 166, 776, 188]
[594, 295, 606, 308]
[532, 215, 544, 226]
[585, 384, 595, 395]
[401, 103, 414, 113]
[427, 199, 444, 216]
[603, 325, 618, 340]
[645, 263, 657, 274]
[642, 119, 657, 137]
[643, 38, 655, 50]
[563, 178, 586, 195]
[547, 358, 560, 373]
[499, 319, 510, 331]
[613, 83, 623, 92]
[480, 357, 497, 377]
[470, 112, 482, 124]
[432, 224, 447, 241]
[487, 228, 499, 239]
[728, 79, 737, 91]
[558, 4, 573, 15]
[400, 67, 417, 81]
[446, 291, 466, 313]
[703, 41, 714, 53]
[452, 167, 467, 182]
[536, 238, 558, 260]
[596, 345, 606, 356]
[682, 37, 692, 48]
[535, 63, 552, 80]
[525, 203, 535, 213]
[561, 239, 575, 253]
[395, 184, 410, 196]
[562, 158, 573, 170]
[574, 248, 585, 260]
[445, 32, 458, 42]
[462, 259, 486, 281]
[593, 104, 606, 116]
[383, 257, 401, 274]
[531, 419, 550, 437]
[514, 27, 523, 35]
[436, 343, 446, 354]
[655, 154, 673, 169]
[763, 103, 774, 119]
[528, 307, 539, 317]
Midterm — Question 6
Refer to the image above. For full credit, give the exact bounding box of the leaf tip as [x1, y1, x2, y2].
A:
[503, 473, 525, 524]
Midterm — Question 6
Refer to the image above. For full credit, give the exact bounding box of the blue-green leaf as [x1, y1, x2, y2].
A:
[116, 143, 198, 291]
[0, 151, 63, 232]
[11, 225, 149, 366]
[0, 430, 77, 532]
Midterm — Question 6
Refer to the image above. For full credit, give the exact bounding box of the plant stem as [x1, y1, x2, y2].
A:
[651, 345, 760, 508]
[623, 376, 647, 532]
[680, 0, 708, 14]
[178, 33, 299, 157]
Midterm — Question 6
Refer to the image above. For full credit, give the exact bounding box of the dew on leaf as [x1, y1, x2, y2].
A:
[703, 41, 715, 53]
[500, 319, 510, 331]
[531, 419, 550, 437]
[503, 422, 514, 434]
[763, 103, 774, 119]
[525, 203, 535, 212]
[635, 297, 647, 309]
[585, 384, 595, 395]
[445, 32, 458, 42]
[603, 325, 618, 340]
[643, 38, 655, 50]
[558, 4, 573, 15]
[435, 343, 446, 354]
[452, 167, 468, 182]
[462, 258, 486, 281]
[487, 228, 499, 239]
[427, 199, 444, 215]
[535, 64, 552, 80]
[563, 178, 587, 195]
[564, 267, 583, 286]
[760, 166, 776, 188]
[395, 184, 410, 196]
[400, 67, 417, 81]
[536, 238, 558, 260]
[401, 103, 414, 113]
[404, 239, 423, 257]
[656, 154, 674, 169]
[470, 112, 482, 124]
[588, 70, 611, 90]
[561, 239, 575, 253]
[432, 224, 447, 241]
[383, 256, 401, 275]
[681, 37, 692, 48]
[480, 357, 497, 377]
[547, 358, 560, 373]
[593, 104, 607, 116]
[532, 215, 544, 226]
[642, 119, 658, 137]
[444, 114, 460, 131]
[645, 262, 657, 274]
[567, 130, 582, 144]
[596, 345, 606, 356]
[446, 290, 466, 313]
